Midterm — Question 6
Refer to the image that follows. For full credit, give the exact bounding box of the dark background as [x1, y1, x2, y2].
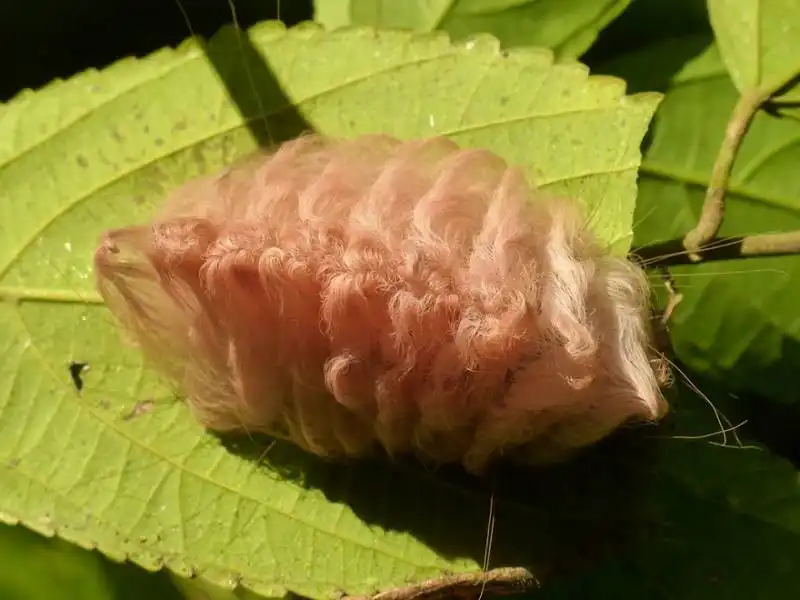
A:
[1, 0, 715, 103]
[1, 0, 312, 102]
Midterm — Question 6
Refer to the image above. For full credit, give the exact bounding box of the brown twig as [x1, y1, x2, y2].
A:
[648, 268, 682, 355]
[343, 567, 538, 600]
[633, 230, 800, 267]
[657, 269, 684, 326]
[738, 231, 800, 256]
[682, 88, 770, 260]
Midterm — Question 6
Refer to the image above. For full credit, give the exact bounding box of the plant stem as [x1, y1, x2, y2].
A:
[343, 567, 538, 600]
[682, 88, 769, 260]
[738, 231, 800, 255]
[633, 230, 800, 267]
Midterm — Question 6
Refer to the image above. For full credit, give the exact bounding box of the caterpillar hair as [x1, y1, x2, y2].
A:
[94, 133, 669, 474]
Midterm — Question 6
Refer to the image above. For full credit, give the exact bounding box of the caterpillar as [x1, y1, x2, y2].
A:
[93, 133, 669, 475]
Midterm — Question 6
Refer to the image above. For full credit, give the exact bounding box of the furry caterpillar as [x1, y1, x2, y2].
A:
[93, 134, 669, 474]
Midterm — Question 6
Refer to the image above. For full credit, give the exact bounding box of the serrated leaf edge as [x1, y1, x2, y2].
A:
[1, 18, 663, 599]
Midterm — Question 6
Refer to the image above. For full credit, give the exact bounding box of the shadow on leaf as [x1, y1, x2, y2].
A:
[203, 24, 315, 148]
[216, 418, 664, 584]
[197, 19, 667, 585]
[214, 367, 800, 599]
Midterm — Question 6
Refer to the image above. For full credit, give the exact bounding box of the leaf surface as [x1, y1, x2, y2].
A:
[707, 0, 800, 97]
[0, 521, 203, 600]
[0, 21, 657, 598]
[314, 0, 633, 59]
[0, 523, 116, 600]
[537, 383, 800, 600]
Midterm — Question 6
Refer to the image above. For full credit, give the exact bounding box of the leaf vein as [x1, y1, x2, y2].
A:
[4, 302, 445, 570]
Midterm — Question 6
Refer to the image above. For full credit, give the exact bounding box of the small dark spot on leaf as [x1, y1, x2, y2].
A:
[154, 137, 164, 147]
[98, 400, 111, 410]
[173, 120, 188, 132]
[68, 361, 89, 392]
[143, 124, 150, 134]
[7, 458, 20, 469]
[122, 399, 155, 421]
[132, 194, 146, 205]
[500, 96, 509, 105]
[76, 155, 89, 168]
[111, 129, 124, 143]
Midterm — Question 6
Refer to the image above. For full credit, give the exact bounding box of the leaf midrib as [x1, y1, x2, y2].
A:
[2, 26, 645, 281]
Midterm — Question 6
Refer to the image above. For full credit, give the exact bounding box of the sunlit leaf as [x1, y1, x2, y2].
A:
[0, 21, 657, 598]
[314, 0, 633, 59]
[707, 0, 800, 97]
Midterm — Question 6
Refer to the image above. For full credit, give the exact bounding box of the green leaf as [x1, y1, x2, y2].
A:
[0, 523, 116, 600]
[314, 0, 453, 31]
[707, 0, 800, 97]
[0, 522, 188, 600]
[174, 576, 284, 600]
[537, 382, 800, 600]
[599, 36, 800, 405]
[0, 21, 657, 599]
[314, 0, 634, 59]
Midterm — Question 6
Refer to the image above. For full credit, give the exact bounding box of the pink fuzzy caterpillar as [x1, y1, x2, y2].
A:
[94, 134, 668, 474]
